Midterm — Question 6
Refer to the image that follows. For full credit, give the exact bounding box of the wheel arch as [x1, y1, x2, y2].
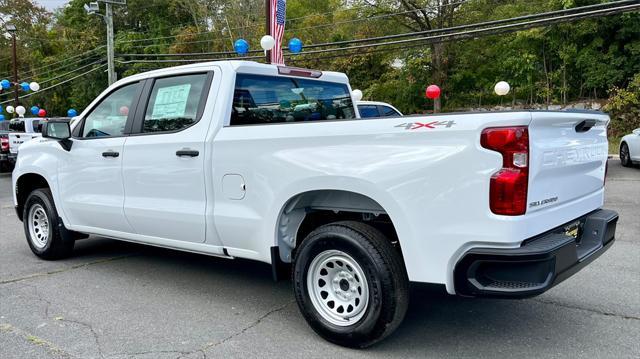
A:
[274, 189, 403, 265]
[15, 172, 51, 221]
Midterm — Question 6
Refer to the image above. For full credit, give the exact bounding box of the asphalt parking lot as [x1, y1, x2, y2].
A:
[1, 159, 638, 359]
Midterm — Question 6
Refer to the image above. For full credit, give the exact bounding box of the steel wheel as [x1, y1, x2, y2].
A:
[28, 203, 50, 249]
[307, 249, 369, 326]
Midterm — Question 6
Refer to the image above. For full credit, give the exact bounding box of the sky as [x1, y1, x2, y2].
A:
[35, 0, 70, 11]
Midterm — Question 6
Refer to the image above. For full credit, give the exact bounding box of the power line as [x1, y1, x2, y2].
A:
[19, 46, 105, 78]
[18, 54, 104, 83]
[0, 64, 107, 105]
[115, 1, 639, 60]
[114, 0, 475, 45]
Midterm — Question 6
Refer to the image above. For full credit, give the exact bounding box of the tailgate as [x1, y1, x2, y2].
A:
[527, 111, 609, 213]
[8, 133, 41, 154]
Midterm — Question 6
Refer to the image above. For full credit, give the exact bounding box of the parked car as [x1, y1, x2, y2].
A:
[356, 100, 402, 118]
[12, 61, 617, 348]
[620, 128, 640, 167]
[0, 124, 11, 172]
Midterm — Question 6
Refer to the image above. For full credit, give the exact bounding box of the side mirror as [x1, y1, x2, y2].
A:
[633, 128, 640, 136]
[42, 120, 72, 151]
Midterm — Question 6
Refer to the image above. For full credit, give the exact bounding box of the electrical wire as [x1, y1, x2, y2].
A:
[0, 64, 107, 105]
[115, 1, 640, 60]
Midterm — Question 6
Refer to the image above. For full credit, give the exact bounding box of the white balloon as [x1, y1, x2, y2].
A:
[352, 89, 363, 102]
[16, 106, 26, 117]
[494, 81, 510, 96]
[260, 35, 275, 51]
[6, 105, 14, 114]
[29, 82, 40, 92]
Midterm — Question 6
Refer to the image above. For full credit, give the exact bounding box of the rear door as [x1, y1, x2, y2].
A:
[122, 71, 217, 244]
[527, 111, 609, 213]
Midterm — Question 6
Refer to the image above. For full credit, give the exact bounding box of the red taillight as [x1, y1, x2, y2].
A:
[481, 126, 529, 216]
[0, 137, 8, 152]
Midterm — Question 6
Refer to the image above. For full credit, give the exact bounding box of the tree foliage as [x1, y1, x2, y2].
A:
[0, 0, 638, 136]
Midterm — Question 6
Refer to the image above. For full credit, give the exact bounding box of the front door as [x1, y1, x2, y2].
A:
[122, 72, 214, 243]
[58, 81, 141, 233]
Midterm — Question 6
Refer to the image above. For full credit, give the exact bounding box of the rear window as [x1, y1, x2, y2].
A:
[230, 74, 355, 126]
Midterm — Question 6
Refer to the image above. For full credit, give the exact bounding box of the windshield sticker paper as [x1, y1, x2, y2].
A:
[151, 84, 191, 119]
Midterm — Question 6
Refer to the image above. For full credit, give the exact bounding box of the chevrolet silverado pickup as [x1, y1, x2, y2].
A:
[12, 61, 618, 347]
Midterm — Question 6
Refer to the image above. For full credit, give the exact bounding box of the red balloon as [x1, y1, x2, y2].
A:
[38, 109, 47, 117]
[119, 106, 129, 116]
[425, 85, 441, 100]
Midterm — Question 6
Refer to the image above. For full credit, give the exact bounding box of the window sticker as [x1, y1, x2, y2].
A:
[151, 84, 191, 119]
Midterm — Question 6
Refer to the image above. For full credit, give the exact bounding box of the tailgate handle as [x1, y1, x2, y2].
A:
[575, 119, 597, 133]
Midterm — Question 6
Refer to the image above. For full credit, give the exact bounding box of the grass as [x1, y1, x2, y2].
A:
[609, 136, 622, 155]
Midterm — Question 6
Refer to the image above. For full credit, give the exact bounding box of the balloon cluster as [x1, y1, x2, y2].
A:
[232, 36, 303, 56]
[4, 104, 46, 118]
[0, 79, 40, 92]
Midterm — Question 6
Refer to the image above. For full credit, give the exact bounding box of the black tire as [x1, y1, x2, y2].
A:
[23, 188, 75, 260]
[620, 142, 632, 167]
[292, 221, 409, 348]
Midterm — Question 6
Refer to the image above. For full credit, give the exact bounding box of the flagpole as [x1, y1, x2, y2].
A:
[265, 0, 271, 64]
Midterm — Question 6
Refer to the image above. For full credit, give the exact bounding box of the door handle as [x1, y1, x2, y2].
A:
[176, 149, 199, 157]
[102, 151, 119, 158]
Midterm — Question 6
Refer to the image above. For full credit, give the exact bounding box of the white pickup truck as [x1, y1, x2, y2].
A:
[7, 118, 43, 165]
[12, 61, 618, 347]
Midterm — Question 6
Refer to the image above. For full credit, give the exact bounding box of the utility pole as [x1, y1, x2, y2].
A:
[85, 1, 124, 86]
[265, 0, 271, 64]
[7, 24, 18, 106]
[105, 3, 115, 85]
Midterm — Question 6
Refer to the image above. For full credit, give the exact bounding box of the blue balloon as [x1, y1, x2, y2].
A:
[288, 38, 303, 54]
[0, 79, 10, 90]
[31, 106, 40, 115]
[234, 39, 249, 55]
[0, 105, 3, 113]
[0, 114, 5, 121]
[67, 108, 78, 117]
[21, 82, 30, 92]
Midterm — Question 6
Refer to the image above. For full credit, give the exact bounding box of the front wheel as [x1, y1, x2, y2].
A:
[23, 188, 75, 259]
[292, 221, 409, 348]
[620, 142, 632, 167]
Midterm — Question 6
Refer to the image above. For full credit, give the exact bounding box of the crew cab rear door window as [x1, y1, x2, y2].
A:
[230, 74, 355, 126]
[141, 73, 209, 133]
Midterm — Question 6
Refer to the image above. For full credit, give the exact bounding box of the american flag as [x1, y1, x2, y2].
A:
[270, 0, 287, 65]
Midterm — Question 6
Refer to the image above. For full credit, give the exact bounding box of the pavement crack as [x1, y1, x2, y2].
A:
[0, 255, 137, 285]
[533, 298, 640, 321]
[58, 317, 105, 359]
[177, 301, 294, 359]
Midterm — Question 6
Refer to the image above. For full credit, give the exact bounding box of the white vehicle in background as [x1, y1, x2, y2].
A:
[620, 128, 640, 167]
[356, 100, 402, 118]
[7, 118, 44, 165]
[12, 61, 618, 347]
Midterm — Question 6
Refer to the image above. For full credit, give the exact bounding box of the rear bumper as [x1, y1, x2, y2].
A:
[454, 208, 618, 298]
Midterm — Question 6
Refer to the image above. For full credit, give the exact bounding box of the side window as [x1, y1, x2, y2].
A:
[380, 105, 401, 117]
[82, 82, 139, 138]
[230, 74, 355, 126]
[143, 74, 208, 133]
[358, 105, 380, 118]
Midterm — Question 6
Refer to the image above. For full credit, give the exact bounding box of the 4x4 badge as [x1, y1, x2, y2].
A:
[395, 121, 456, 130]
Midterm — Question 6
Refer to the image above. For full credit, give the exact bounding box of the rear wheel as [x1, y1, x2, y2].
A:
[620, 142, 632, 167]
[23, 188, 75, 259]
[292, 221, 408, 348]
